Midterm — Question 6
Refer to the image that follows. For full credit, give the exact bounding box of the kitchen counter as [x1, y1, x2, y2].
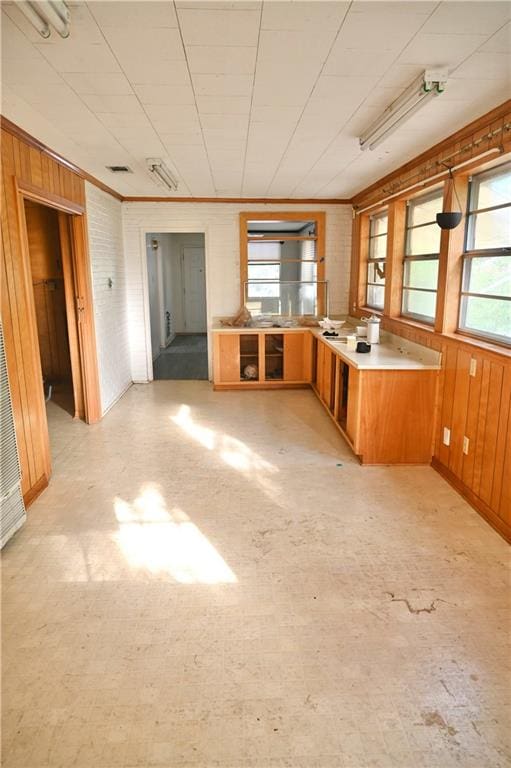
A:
[311, 329, 441, 371]
[211, 323, 441, 371]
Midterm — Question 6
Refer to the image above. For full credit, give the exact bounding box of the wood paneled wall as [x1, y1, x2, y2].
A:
[24, 200, 71, 383]
[1, 125, 86, 504]
[382, 320, 510, 541]
[350, 101, 511, 542]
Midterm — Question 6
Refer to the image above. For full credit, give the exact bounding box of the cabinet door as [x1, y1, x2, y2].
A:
[213, 334, 240, 383]
[316, 338, 325, 393]
[283, 332, 312, 382]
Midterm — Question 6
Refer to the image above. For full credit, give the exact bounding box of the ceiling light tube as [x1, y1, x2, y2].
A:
[37, 0, 70, 38]
[359, 70, 447, 151]
[146, 158, 179, 192]
[18, 2, 50, 38]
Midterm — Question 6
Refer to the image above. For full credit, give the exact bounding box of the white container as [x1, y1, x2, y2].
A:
[346, 334, 357, 350]
[356, 325, 367, 337]
[364, 314, 381, 344]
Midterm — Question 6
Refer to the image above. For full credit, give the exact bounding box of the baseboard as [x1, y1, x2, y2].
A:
[101, 381, 133, 417]
[431, 457, 510, 544]
[23, 474, 49, 508]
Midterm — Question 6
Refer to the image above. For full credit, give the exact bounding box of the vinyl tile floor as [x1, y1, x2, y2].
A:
[2, 382, 510, 768]
[153, 335, 208, 380]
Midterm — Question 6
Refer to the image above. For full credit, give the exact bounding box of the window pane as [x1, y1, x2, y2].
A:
[406, 223, 441, 255]
[248, 242, 282, 261]
[248, 264, 280, 281]
[460, 295, 511, 341]
[404, 258, 439, 290]
[369, 233, 387, 259]
[370, 213, 387, 236]
[367, 261, 386, 285]
[407, 192, 443, 226]
[367, 284, 384, 309]
[470, 164, 511, 211]
[466, 207, 511, 250]
[402, 288, 436, 321]
[464, 254, 511, 297]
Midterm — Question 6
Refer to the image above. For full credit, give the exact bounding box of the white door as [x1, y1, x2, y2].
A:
[147, 248, 161, 360]
[182, 247, 206, 332]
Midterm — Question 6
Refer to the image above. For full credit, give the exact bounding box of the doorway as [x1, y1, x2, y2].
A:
[24, 199, 85, 453]
[146, 233, 208, 380]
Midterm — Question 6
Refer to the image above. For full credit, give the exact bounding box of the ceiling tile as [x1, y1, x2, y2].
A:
[196, 95, 251, 114]
[102, 28, 185, 63]
[34, 41, 121, 74]
[399, 32, 489, 67]
[187, 45, 257, 74]
[261, 2, 349, 32]
[133, 84, 196, 106]
[79, 93, 145, 115]
[89, 1, 178, 28]
[422, 2, 511, 35]
[177, 8, 261, 46]
[62, 72, 133, 95]
[193, 74, 253, 96]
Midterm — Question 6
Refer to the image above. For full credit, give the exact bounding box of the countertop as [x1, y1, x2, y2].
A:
[310, 329, 441, 371]
[212, 323, 441, 371]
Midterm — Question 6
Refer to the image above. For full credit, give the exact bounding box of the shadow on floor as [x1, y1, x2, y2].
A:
[153, 334, 208, 380]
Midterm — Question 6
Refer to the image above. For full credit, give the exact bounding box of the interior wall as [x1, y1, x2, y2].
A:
[24, 200, 71, 384]
[146, 243, 160, 361]
[1, 126, 87, 503]
[85, 183, 131, 415]
[123, 202, 352, 382]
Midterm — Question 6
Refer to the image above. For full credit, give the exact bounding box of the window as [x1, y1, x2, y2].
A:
[366, 211, 387, 310]
[401, 189, 443, 323]
[240, 213, 326, 316]
[459, 162, 511, 344]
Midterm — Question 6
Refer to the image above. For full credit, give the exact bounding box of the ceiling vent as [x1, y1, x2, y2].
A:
[106, 165, 133, 173]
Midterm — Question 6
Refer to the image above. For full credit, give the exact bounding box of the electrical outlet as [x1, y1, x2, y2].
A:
[443, 427, 451, 446]
[469, 358, 477, 377]
[463, 436, 470, 455]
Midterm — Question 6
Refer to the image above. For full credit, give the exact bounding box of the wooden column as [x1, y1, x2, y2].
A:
[384, 200, 406, 318]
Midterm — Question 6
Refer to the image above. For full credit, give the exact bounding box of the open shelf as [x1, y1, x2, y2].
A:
[240, 334, 259, 381]
[265, 334, 283, 380]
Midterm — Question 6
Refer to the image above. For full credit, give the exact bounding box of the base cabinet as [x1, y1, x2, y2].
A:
[314, 337, 437, 464]
[213, 331, 312, 389]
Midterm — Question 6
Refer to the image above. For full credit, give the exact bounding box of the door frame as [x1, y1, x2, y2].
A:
[15, 178, 102, 429]
[139, 227, 210, 381]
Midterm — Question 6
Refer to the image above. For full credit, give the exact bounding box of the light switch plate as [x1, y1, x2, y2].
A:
[463, 436, 470, 455]
[469, 358, 477, 377]
[443, 427, 451, 446]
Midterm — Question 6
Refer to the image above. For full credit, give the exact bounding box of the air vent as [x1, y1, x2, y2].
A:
[106, 165, 133, 173]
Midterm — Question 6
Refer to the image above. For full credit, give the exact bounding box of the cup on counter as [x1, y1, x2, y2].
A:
[356, 325, 367, 337]
[346, 334, 357, 350]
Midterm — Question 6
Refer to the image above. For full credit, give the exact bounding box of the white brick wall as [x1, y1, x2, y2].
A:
[122, 202, 352, 382]
[86, 182, 131, 414]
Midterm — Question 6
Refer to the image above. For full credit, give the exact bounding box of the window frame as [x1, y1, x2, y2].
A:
[239, 211, 326, 315]
[457, 161, 511, 346]
[366, 209, 388, 311]
[401, 188, 444, 326]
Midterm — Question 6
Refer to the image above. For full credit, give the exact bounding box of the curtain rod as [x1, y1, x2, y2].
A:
[354, 129, 509, 216]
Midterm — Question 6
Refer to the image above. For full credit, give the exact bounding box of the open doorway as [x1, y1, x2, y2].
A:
[24, 199, 85, 452]
[146, 233, 208, 380]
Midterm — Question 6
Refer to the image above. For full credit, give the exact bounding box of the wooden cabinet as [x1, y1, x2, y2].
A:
[313, 336, 437, 464]
[213, 330, 312, 390]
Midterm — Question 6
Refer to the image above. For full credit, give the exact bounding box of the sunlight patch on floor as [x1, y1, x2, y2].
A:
[113, 484, 236, 584]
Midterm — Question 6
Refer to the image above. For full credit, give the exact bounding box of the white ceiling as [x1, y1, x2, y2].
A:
[1, 1, 510, 198]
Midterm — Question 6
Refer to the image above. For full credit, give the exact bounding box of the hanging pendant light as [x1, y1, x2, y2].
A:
[437, 167, 463, 230]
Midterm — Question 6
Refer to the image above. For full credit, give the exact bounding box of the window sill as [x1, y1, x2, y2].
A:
[395, 315, 436, 334]
[449, 329, 511, 358]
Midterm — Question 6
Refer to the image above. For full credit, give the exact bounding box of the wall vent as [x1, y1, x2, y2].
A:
[106, 165, 133, 173]
[0, 321, 26, 548]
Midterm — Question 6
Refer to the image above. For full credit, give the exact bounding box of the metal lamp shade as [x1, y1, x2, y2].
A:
[436, 211, 462, 230]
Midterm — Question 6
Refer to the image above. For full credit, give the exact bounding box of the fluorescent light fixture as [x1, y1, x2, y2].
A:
[19, 1, 70, 38]
[359, 70, 448, 152]
[146, 158, 179, 192]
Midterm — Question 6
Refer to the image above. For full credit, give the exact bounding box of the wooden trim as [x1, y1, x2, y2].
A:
[239, 210, 326, 311]
[58, 212, 85, 420]
[23, 473, 49, 508]
[352, 100, 511, 207]
[432, 457, 510, 544]
[70, 214, 102, 423]
[1, 115, 123, 201]
[385, 200, 406, 318]
[16, 178, 85, 214]
[434, 176, 469, 334]
[124, 196, 351, 204]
